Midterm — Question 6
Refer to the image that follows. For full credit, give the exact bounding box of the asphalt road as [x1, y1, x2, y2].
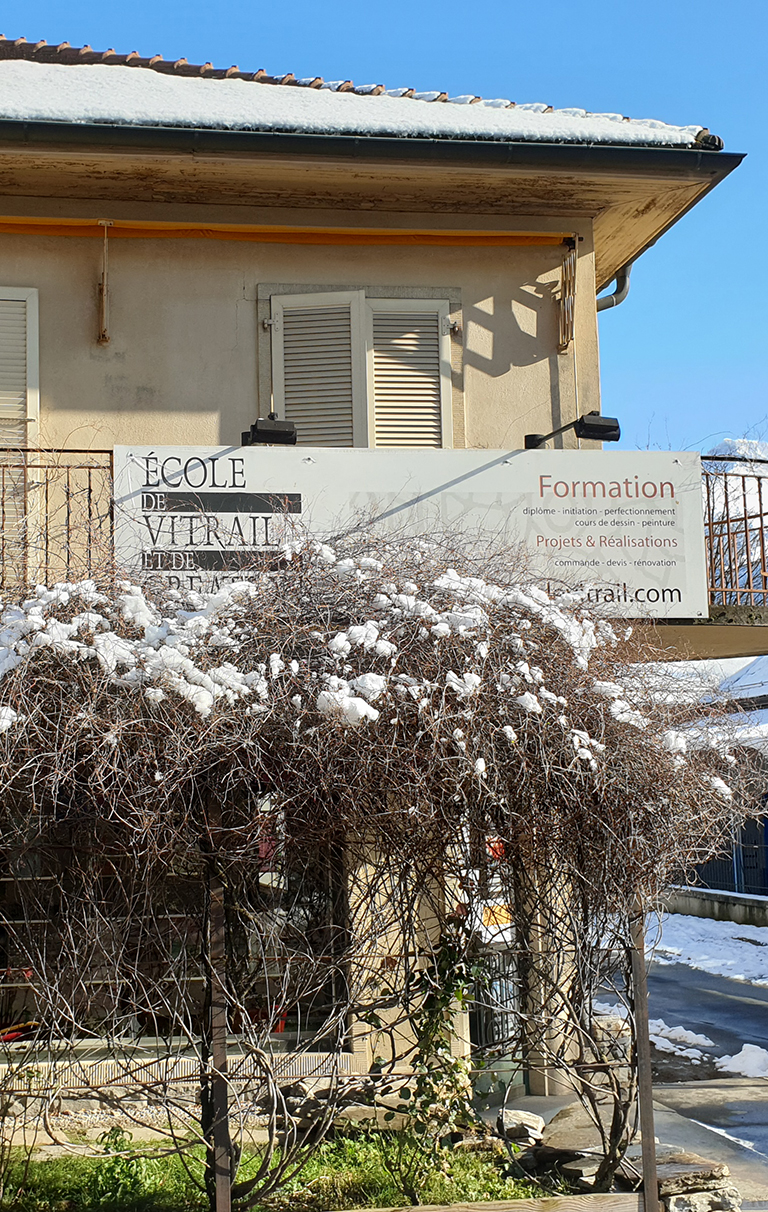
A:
[649, 961, 768, 1159]
[648, 961, 768, 1058]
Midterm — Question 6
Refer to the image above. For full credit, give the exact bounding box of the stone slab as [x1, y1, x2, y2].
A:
[499, 1108, 546, 1141]
[657, 1161, 731, 1196]
[542, 1100, 638, 1154]
[666, 1187, 742, 1212]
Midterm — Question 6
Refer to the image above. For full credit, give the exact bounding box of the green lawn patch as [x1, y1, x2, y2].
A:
[0, 1132, 542, 1211]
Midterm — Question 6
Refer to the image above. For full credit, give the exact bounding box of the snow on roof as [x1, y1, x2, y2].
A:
[0, 53, 714, 149]
[720, 657, 768, 702]
[707, 438, 768, 464]
[670, 707, 768, 756]
[722, 708, 768, 753]
[626, 657, 754, 706]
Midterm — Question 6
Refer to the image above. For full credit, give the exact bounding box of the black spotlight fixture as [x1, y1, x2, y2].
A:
[241, 412, 297, 446]
[524, 410, 621, 450]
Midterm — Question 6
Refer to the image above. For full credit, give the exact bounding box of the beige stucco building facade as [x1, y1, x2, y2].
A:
[0, 45, 758, 651]
[1, 216, 602, 455]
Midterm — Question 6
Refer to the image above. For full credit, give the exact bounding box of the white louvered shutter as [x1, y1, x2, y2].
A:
[368, 300, 452, 449]
[0, 289, 38, 577]
[270, 291, 367, 447]
[0, 292, 37, 449]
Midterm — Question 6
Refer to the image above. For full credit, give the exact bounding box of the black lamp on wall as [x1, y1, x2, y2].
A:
[524, 410, 621, 450]
[241, 412, 298, 446]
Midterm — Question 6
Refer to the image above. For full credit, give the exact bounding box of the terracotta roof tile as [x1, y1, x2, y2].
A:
[0, 35, 524, 108]
[0, 35, 723, 149]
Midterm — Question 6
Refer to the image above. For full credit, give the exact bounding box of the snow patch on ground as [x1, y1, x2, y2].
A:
[593, 1000, 714, 1063]
[650, 1020, 714, 1049]
[648, 1019, 714, 1063]
[716, 1044, 768, 1078]
[651, 914, 768, 987]
[593, 1000, 628, 1019]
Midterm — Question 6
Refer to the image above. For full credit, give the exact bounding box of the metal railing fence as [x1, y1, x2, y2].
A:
[0, 448, 113, 590]
[702, 455, 768, 609]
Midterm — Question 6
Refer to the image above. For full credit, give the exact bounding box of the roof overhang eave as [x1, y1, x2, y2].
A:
[0, 116, 745, 177]
[0, 120, 745, 287]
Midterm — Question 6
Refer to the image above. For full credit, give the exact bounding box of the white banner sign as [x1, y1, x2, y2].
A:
[113, 447, 708, 619]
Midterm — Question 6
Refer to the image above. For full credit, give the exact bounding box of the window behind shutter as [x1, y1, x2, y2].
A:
[271, 291, 366, 447]
[369, 301, 452, 449]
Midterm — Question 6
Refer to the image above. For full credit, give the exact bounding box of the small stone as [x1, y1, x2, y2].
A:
[452, 1136, 506, 1155]
[278, 1080, 310, 1102]
[665, 1186, 742, 1212]
[498, 1107, 546, 1142]
[560, 1157, 601, 1179]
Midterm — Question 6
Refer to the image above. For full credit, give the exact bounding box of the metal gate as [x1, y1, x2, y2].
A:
[470, 951, 519, 1050]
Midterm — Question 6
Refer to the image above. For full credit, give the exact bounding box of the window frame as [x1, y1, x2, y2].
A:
[259, 283, 461, 451]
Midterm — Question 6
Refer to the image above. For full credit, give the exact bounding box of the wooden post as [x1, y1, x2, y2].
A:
[209, 869, 232, 1212]
[630, 899, 659, 1212]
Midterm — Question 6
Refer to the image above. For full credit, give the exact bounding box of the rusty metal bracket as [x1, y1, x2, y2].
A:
[97, 220, 113, 345]
[557, 242, 577, 353]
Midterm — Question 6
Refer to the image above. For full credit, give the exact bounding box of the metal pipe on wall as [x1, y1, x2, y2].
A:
[597, 262, 632, 312]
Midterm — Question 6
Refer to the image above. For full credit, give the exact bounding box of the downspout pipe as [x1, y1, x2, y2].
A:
[597, 261, 632, 311]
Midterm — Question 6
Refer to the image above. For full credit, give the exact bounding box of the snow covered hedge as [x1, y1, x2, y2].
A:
[0, 531, 741, 906]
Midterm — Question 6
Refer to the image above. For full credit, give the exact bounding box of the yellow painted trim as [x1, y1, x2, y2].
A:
[0, 216, 570, 246]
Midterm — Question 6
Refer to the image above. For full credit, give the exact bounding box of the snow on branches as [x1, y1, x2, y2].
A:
[0, 531, 742, 907]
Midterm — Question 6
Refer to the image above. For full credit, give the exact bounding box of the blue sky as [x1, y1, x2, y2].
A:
[2, 0, 764, 453]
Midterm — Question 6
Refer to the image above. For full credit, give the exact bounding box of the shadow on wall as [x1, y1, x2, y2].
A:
[463, 280, 558, 379]
[464, 280, 564, 440]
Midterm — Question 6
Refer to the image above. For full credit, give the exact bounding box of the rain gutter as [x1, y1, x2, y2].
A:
[0, 118, 745, 181]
